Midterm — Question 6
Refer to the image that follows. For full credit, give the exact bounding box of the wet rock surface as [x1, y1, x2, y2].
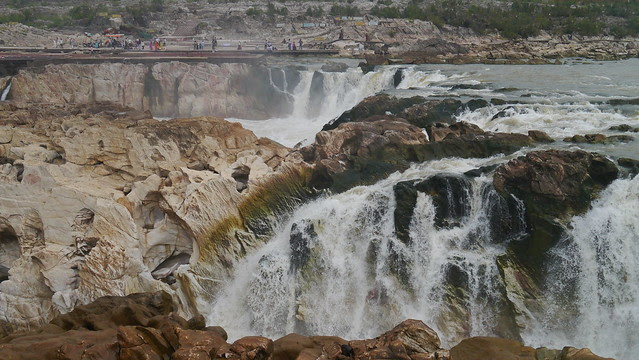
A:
[563, 133, 634, 144]
[304, 113, 542, 192]
[322, 94, 487, 132]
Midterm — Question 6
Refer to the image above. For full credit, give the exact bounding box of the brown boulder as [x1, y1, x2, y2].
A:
[0, 328, 119, 360]
[493, 150, 618, 214]
[349, 319, 442, 360]
[563, 133, 634, 144]
[50, 291, 174, 331]
[228, 336, 274, 360]
[493, 150, 618, 275]
[450, 337, 536, 360]
[312, 119, 428, 160]
[560, 347, 614, 360]
[205, 325, 229, 341]
[272, 333, 348, 360]
[426, 122, 484, 142]
[118, 325, 172, 360]
[527, 130, 554, 143]
[273, 333, 319, 360]
[173, 328, 228, 360]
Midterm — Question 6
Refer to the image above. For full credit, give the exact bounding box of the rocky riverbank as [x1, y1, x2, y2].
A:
[0, 291, 613, 360]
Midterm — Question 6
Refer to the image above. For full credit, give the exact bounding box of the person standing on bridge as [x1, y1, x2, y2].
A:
[298, 39, 303, 50]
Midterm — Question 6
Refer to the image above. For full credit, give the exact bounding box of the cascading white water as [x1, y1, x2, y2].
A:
[524, 175, 639, 360]
[206, 156, 526, 344]
[230, 66, 398, 147]
[204, 60, 639, 359]
[0, 82, 11, 101]
[455, 102, 633, 139]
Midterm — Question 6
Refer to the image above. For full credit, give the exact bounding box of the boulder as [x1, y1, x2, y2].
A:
[527, 130, 554, 143]
[426, 122, 484, 142]
[398, 99, 464, 129]
[563, 133, 634, 144]
[306, 118, 428, 191]
[173, 328, 227, 360]
[0, 328, 120, 360]
[273, 333, 315, 360]
[228, 336, 274, 359]
[322, 94, 426, 131]
[559, 347, 614, 360]
[609, 124, 639, 132]
[349, 319, 443, 359]
[306, 116, 542, 193]
[49, 291, 174, 331]
[617, 157, 639, 176]
[322, 95, 489, 132]
[118, 325, 172, 360]
[449, 337, 536, 360]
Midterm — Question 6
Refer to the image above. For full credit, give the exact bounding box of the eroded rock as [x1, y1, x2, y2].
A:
[0, 102, 305, 333]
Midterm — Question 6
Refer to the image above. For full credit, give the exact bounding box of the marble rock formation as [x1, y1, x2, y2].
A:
[0, 101, 300, 333]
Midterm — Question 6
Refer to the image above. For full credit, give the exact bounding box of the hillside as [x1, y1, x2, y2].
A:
[1, 0, 638, 62]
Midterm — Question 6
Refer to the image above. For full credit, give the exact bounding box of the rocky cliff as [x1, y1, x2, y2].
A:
[7, 62, 291, 120]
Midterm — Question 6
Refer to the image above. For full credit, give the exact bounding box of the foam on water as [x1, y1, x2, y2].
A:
[456, 102, 636, 138]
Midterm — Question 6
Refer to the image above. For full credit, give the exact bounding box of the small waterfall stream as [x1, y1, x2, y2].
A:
[231, 66, 398, 147]
[1, 81, 11, 101]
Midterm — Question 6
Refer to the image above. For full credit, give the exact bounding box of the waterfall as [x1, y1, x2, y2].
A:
[524, 175, 639, 360]
[230, 66, 398, 147]
[206, 156, 527, 344]
[1, 81, 10, 101]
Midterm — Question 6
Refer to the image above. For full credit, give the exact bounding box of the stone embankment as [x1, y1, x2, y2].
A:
[0, 291, 614, 360]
